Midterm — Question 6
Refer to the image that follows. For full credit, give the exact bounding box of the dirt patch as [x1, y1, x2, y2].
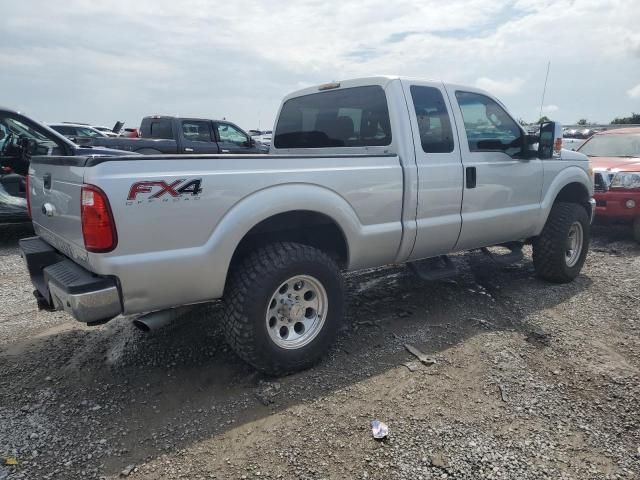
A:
[0, 224, 638, 479]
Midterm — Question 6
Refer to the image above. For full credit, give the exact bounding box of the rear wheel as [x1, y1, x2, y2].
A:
[533, 202, 590, 283]
[633, 217, 640, 244]
[222, 242, 344, 375]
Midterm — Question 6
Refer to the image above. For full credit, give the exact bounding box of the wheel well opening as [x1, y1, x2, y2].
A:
[554, 182, 591, 214]
[230, 211, 349, 269]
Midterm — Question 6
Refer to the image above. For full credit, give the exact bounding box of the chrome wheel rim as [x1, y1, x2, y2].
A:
[565, 221, 584, 267]
[265, 275, 328, 349]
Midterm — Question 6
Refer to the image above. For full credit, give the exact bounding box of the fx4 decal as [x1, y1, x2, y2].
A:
[126, 179, 203, 204]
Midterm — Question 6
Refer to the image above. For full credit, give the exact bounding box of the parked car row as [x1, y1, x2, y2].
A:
[89, 116, 268, 155]
[0, 108, 266, 223]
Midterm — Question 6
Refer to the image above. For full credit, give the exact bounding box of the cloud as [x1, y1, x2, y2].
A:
[475, 77, 524, 95]
[628, 84, 640, 99]
[541, 105, 560, 113]
[0, 0, 639, 128]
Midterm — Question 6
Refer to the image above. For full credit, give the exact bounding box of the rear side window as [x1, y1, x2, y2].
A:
[148, 120, 173, 139]
[182, 121, 213, 142]
[410, 86, 454, 153]
[274, 85, 392, 148]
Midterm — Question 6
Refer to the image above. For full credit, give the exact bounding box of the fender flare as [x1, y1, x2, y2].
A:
[535, 166, 592, 234]
[203, 183, 366, 296]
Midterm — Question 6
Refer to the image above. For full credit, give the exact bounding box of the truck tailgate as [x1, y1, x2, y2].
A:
[28, 157, 89, 265]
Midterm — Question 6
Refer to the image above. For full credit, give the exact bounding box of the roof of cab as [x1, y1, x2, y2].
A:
[280, 75, 496, 104]
[596, 127, 640, 135]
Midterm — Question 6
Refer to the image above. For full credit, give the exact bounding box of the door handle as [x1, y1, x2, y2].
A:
[184, 147, 194, 152]
[466, 167, 477, 189]
[221, 149, 229, 153]
[43, 173, 52, 190]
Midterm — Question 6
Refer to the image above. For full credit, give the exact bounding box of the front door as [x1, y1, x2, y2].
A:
[402, 81, 464, 260]
[446, 87, 543, 250]
[214, 122, 255, 154]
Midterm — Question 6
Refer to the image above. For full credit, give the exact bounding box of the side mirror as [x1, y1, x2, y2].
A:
[538, 121, 562, 159]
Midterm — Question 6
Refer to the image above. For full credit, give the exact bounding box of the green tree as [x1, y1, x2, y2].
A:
[536, 116, 551, 124]
[576, 118, 588, 126]
[611, 113, 640, 124]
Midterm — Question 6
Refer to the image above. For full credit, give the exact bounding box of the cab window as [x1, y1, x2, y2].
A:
[456, 91, 522, 156]
[274, 85, 391, 148]
[182, 121, 213, 142]
[410, 86, 454, 153]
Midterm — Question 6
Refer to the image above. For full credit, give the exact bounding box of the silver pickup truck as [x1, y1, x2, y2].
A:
[20, 76, 595, 375]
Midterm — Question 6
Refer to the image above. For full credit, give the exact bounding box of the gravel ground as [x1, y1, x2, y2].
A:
[0, 222, 638, 479]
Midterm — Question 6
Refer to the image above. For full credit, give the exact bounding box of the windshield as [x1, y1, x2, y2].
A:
[579, 133, 640, 157]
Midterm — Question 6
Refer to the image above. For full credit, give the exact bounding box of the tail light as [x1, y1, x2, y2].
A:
[26, 175, 31, 218]
[81, 184, 117, 252]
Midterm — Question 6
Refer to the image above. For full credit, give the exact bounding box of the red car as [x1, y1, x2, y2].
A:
[578, 127, 640, 242]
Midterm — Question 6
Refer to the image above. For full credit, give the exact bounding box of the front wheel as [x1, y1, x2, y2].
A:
[222, 242, 344, 376]
[533, 202, 590, 283]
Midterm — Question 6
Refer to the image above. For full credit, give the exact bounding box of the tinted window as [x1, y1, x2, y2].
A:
[182, 121, 213, 142]
[216, 123, 248, 145]
[149, 120, 173, 139]
[456, 91, 522, 155]
[274, 85, 391, 148]
[410, 86, 454, 153]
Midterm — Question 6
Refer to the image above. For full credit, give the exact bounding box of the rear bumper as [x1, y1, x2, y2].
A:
[19, 236, 122, 324]
[593, 191, 640, 222]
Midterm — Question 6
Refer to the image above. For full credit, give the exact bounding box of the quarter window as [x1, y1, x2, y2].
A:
[410, 86, 454, 153]
[456, 91, 522, 156]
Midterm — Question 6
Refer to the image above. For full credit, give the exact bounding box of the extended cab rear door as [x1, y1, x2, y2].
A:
[179, 119, 220, 154]
[445, 85, 543, 250]
[400, 80, 464, 260]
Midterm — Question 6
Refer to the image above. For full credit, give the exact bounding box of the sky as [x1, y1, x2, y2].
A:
[1, 0, 639, 131]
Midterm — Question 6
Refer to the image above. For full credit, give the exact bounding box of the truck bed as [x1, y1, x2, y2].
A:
[28, 152, 405, 314]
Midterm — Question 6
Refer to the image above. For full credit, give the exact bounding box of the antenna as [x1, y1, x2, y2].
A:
[539, 61, 551, 122]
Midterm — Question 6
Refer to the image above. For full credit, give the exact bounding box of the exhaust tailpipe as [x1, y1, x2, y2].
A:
[132, 306, 194, 332]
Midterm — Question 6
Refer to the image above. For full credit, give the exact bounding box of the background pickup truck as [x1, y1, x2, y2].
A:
[21, 76, 595, 375]
[89, 115, 268, 154]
